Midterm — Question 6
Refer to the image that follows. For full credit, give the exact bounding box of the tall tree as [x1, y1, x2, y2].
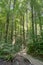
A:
[34, 11, 37, 42]
[5, 0, 11, 43]
[22, 14, 26, 47]
[30, 0, 35, 43]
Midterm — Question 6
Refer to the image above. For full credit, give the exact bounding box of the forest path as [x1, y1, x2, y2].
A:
[18, 49, 43, 65]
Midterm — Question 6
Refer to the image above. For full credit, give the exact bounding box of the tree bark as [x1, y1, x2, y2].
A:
[22, 14, 25, 47]
[5, 13, 9, 43]
[31, 4, 35, 43]
[5, 0, 11, 43]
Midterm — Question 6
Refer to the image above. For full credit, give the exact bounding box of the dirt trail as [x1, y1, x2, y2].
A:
[18, 49, 43, 65]
[0, 54, 32, 65]
[0, 49, 43, 65]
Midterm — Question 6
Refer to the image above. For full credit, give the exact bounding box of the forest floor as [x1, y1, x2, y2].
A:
[18, 49, 43, 65]
[0, 49, 43, 65]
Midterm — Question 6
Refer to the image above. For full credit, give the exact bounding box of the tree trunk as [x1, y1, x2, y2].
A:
[5, 13, 9, 43]
[38, 14, 42, 38]
[22, 14, 25, 47]
[5, 0, 11, 43]
[31, 4, 35, 43]
[34, 12, 37, 42]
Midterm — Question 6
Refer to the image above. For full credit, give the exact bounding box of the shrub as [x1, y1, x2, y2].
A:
[27, 43, 35, 54]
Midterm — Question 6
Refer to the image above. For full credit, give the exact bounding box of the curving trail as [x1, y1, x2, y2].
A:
[18, 49, 43, 65]
[0, 49, 43, 65]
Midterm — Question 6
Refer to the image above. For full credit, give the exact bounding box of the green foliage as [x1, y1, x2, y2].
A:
[27, 41, 43, 56]
[0, 0, 43, 60]
[0, 36, 23, 60]
[5, 54, 13, 61]
[27, 44, 35, 54]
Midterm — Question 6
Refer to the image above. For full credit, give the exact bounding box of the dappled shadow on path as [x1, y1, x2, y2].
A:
[0, 54, 33, 65]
